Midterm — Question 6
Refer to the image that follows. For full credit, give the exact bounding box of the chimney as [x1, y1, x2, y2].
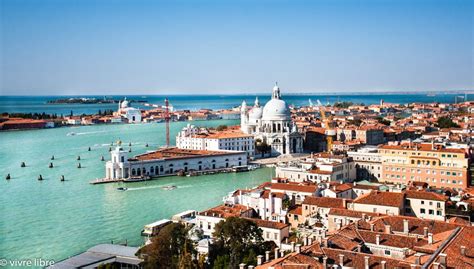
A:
[322, 230, 327, 238]
[415, 254, 422, 265]
[239, 264, 246, 269]
[423, 227, 429, 237]
[308, 237, 313, 245]
[428, 233, 433, 244]
[403, 219, 409, 234]
[432, 262, 440, 269]
[439, 253, 447, 266]
[339, 254, 344, 267]
[362, 213, 366, 220]
[290, 241, 295, 252]
[280, 249, 285, 258]
[376, 234, 381, 245]
[274, 247, 280, 259]
[357, 244, 362, 252]
[257, 255, 263, 266]
[323, 256, 328, 269]
[410, 264, 417, 269]
[385, 225, 392, 234]
[265, 251, 270, 262]
[343, 199, 347, 208]
[370, 223, 375, 232]
[296, 243, 302, 253]
[380, 261, 387, 269]
[461, 245, 466, 256]
[364, 256, 370, 269]
[303, 236, 308, 246]
[248, 266, 254, 269]
[336, 222, 342, 230]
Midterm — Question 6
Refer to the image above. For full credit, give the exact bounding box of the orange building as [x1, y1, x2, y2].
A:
[379, 143, 470, 190]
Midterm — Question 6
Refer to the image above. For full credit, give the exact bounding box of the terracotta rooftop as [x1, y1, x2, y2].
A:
[132, 147, 242, 161]
[244, 218, 289, 230]
[353, 191, 404, 208]
[303, 197, 348, 209]
[198, 204, 252, 218]
[271, 183, 318, 193]
[405, 190, 448, 202]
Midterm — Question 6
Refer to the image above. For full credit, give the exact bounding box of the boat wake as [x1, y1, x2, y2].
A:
[75, 131, 107, 136]
[126, 184, 179, 191]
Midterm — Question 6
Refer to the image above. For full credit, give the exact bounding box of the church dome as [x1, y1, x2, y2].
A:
[249, 106, 263, 120]
[262, 99, 290, 120]
[121, 99, 129, 109]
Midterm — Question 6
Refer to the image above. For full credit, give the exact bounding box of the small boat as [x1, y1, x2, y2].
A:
[67, 132, 76, 136]
[161, 185, 177, 191]
[117, 187, 128, 191]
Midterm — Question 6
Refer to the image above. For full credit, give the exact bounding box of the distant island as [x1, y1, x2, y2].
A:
[47, 97, 147, 104]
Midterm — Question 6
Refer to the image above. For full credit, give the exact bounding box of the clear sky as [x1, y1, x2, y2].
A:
[0, 0, 472, 95]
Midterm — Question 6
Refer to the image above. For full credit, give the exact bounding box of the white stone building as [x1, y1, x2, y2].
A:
[105, 144, 247, 180]
[116, 98, 142, 123]
[347, 146, 382, 181]
[275, 153, 356, 183]
[176, 124, 254, 157]
[240, 83, 303, 156]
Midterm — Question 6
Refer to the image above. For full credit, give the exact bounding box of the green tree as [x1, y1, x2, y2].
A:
[216, 125, 228, 131]
[255, 139, 271, 157]
[209, 217, 265, 269]
[436, 117, 460, 128]
[137, 223, 197, 269]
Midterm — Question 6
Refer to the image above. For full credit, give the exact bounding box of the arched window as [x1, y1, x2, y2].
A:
[131, 168, 136, 176]
[150, 166, 155, 173]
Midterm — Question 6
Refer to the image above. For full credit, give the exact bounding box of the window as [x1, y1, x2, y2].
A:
[384, 250, 391, 256]
[429, 209, 434, 215]
[421, 208, 426, 214]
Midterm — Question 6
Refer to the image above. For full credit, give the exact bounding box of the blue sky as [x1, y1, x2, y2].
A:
[1, 0, 472, 95]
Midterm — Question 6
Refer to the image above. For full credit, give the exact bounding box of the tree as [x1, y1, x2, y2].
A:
[216, 125, 228, 131]
[209, 217, 267, 269]
[137, 223, 197, 269]
[436, 117, 460, 128]
[376, 117, 391, 126]
[255, 139, 271, 157]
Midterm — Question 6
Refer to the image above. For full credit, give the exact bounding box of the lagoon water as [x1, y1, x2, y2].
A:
[0, 120, 274, 263]
[1, 93, 469, 115]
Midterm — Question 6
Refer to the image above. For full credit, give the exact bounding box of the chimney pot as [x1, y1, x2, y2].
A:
[339, 254, 344, 266]
[364, 256, 370, 269]
[403, 219, 409, 234]
[461, 245, 466, 256]
[370, 223, 375, 231]
[376, 234, 381, 245]
[323, 256, 328, 269]
[239, 263, 246, 269]
[385, 224, 392, 234]
[265, 250, 270, 261]
[248, 266, 254, 269]
[381, 261, 387, 269]
[257, 255, 263, 266]
[274, 247, 280, 259]
[439, 253, 447, 266]
[423, 227, 429, 237]
[428, 233, 433, 244]
[296, 243, 302, 253]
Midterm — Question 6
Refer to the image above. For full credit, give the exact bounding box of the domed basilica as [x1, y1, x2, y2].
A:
[240, 83, 303, 156]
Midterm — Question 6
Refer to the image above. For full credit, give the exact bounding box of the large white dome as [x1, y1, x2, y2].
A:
[249, 107, 263, 120]
[262, 99, 290, 120]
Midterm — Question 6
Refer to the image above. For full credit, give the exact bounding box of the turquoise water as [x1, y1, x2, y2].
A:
[1, 93, 470, 115]
[0, 120, 274, 263]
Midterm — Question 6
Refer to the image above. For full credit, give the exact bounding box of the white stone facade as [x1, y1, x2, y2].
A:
[240, 83, 304, 156]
